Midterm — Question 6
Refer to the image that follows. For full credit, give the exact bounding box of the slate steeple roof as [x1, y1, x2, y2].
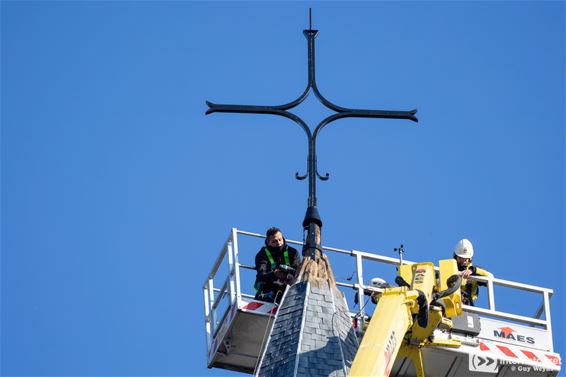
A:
[256, 253, 359, 377]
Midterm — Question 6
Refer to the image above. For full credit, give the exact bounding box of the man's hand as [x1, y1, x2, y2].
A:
[460, 269, 472, 279]
[285, 273, 294, 285]
[274, 269, 287, 279]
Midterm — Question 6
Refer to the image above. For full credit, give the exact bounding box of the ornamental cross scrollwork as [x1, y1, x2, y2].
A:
[206, 14, 417, 235]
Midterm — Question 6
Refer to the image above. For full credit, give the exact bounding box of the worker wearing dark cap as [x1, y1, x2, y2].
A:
[254, 227, 301, 303]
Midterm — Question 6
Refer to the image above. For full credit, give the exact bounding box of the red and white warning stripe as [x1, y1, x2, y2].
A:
[478, 340, 561, 370]
[240, 299, 278, 315]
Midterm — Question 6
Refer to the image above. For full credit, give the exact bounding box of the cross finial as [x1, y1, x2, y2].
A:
[206, 19, 417, 237]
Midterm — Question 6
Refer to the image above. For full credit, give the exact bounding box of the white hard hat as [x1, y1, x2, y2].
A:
[453, 239, 474, 258]
[370, 277, 388, 288]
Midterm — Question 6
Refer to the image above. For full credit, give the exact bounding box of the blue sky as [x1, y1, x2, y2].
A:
[1, 1, 564, 376]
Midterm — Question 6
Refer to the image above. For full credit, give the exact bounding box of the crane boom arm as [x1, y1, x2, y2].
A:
[349, 288, 417, 377]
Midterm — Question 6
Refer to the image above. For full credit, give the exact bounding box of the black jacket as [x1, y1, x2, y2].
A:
[255, 244, 300, 293]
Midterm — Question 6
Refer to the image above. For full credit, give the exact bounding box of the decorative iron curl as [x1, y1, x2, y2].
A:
[206, 25, 417, 210]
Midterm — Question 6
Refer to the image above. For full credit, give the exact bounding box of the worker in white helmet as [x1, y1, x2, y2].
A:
[453, 239, 493, 306]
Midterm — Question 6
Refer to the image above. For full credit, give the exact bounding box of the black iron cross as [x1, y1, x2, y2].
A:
[206, 15, 417, 236]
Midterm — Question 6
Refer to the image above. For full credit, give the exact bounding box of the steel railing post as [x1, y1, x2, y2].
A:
[232, 228, 242, 306]
[203, 285, 212, 353]
[227, 239, 236, 306]
[543, 291, 554, 351]
[487, 276, 496, 311]
[355, 252, 365, 331]
[208, 278, 217, 334]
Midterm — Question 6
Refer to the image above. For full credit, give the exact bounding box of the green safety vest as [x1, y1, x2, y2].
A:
[254, 247, 290, 291]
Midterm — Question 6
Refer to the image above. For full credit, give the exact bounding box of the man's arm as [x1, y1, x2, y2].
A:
[279, 248, 301, 284]
[255, 249, 275, 283]
[290, 247, 301, 273]
[473, 266, 493, 278]
[472, 266, 493, 287]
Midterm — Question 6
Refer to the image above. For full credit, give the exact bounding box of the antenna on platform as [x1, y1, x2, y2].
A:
[395, 244, 405, 266]
[206, 11, 418, 257]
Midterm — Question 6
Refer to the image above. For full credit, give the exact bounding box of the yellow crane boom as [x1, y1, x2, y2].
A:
[349, 260, 463, 377]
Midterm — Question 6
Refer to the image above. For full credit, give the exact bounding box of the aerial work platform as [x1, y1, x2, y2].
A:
[203, 228, 561, 376]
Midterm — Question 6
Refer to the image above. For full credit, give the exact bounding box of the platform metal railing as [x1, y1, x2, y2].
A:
[203, 228, 556, 356]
